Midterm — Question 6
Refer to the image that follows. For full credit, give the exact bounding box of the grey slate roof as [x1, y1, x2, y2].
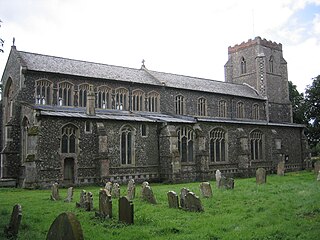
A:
[17, 50, 263, 99]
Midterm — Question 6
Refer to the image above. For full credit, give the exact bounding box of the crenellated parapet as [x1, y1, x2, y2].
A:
[228, 36, 282, 54]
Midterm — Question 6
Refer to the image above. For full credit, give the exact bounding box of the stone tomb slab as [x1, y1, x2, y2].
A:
[141, 185, 157, 204]
[180, 187, 190, 209]
[215, 170, 221, 188]
[46, 212, 84, 240]
[50, 182, 60, 201]
[199, 182, 213, 198]
[277, 160, 285, 176]
[219, 176, 234, 189]
[119, 196, 134, 225]
[167, 191, 179, 208]
[184, 192, 204, 212]
[127, 179, 136, 200]
[4, 204, 22, 239]
[98, 189, 112, 218]
[111, 183, 120, 198]
[64, 187, 74, 202]
[256, 168, 267, 184]
[76, 190, 86, 208]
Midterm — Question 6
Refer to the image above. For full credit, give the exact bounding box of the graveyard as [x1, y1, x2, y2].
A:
[1, 171, 320, 240]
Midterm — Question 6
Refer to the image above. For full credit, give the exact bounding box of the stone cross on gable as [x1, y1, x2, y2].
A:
[141, 59, 145, 68]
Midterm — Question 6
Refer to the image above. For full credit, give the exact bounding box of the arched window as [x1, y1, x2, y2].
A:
[250, 130, 263, 161]
[132, 89, 145, 111]
[236, 101, 245, 118]
[147, 91, 160, 112]
[252, 103, 260, 120]
[175, 95, 185, 115]
[78, 84, 90, 107]
[35, 79, 52, 105]
[197, 97, 207, 116]
[21, 117, 29, 162]
[96, 86, 111, 109]
[177, 127, 194, 162]
[120, 126, 135, 165]
[58, 82, 74, 106]
[241, 57, 247, 74]
[210, 128, 226, 162]
[115, 88, 128, 110]
[269, 56, 274, 73]
[4, 78, 14, 123]
[218, 100, 227, 118]
[61, 124, 78, 153]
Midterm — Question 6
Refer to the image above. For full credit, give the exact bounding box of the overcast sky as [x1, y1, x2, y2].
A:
[1, 0, 320, 93]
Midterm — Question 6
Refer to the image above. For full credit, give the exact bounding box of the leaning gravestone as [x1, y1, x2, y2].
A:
[111, 183, 120, 198]
[85, 192, 93, 211]
[199, 182, 213, 198]
[167, 191, 179, 208]
[277, 160, 285, 176]
[76, 190, 86, 208]
[141, 185, 157, 204]
[219, 176, 234, 189]
[97, 189, 112, 218]
[215, 170, 221, 188]
[314, 161, 320, 174]
[141, 181, 149, 194]
[317, 171, 320, 181]
[184, 192, 204, 212]
[64, 187, 74, 202]
[180, 187, 190, 209]
[105, 181, 113, 195]
[256, 168, 267, 184]
[46, 212, 84, 240]
[119, 196, 134, 225]
[127, 179, 136, 200]
[4, 204, 22, 239]
[50, 182, 60, 201]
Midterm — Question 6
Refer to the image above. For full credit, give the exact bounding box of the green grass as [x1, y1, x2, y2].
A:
[1, 171, 320, 239]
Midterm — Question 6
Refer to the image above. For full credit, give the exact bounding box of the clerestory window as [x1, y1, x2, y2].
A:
[252, 104, 260, 120]
[35, 79, 52, 105]
[132, 89, 145, 111]
[175, 95, 185, 115]
[218, 100, 227, 118]
[96, 86, 111, 109]
[78, 84, 90, 107]
[197, 97, 207, 116]
[147, 91, 160, 112]
[58, 82, 74, 106]
[236, 101, 245, 118]
[114, 88, 128, 110]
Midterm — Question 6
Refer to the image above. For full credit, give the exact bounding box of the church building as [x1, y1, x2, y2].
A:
[0, 37, 308, 188]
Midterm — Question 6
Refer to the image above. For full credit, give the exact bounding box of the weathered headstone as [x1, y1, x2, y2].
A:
[64, 187, 74, 202]
[141, 185, 157, 204]
[256, 168, 267, 184]
[317, 171, 320, 181]
[119, 196, 134, 225]
[180, 187, 190, 209]
[46, 212, 84, 240]
[76, 190, 86, 208]
[4, 204, 22, 239]
[141, 181, 149, 193]
[167, 191, 179, 208]
[97, 189, 112, 218]
[199, 182, 213, 198]
[85, 192, 93, 211]
[277, 160, 285, 176]
[215, 170, 221, 188]
[127, 179, 136, 200]
[314, 161, 320, 174]
[50, 182, 60, 201]
[111, 183, 120, 198]
[219, 176, 234, 189]
[104, 181, 113, 195]
[184, 192, 204, 212]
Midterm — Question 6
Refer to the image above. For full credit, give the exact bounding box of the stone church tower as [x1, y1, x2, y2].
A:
[224, 37, 292, 123]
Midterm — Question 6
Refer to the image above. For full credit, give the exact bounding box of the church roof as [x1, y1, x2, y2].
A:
[17, 50, 263, 100]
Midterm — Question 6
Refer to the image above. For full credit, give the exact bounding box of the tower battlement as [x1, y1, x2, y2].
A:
[228, 36, 282, 54]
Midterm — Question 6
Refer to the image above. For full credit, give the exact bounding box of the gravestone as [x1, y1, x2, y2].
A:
[277, 160, 285, 176]
[76, 190, 86, 208]
[85, 192, 93, 211]
[215, 170, 221, 188]
[184, 192, 204, 212]
[127, 179, 136, 200]
[104, 181, 113, 195]
[64, 187, 74, 202]
[180, 187, 190, 209]
[199, 182, 213, 198]
[167, 191, 179, 208]
[314, 161, 320, 174]
[256, 168, 267, 184]
[141, 185, 157, 204]
[4, 204, 22, 239]
[141, 181, 149, 194]
[219, 176, 234, 189]
[50, 182, 60, 201]
[111, 183, 120, 198]
[97, 189, 112, 218]
[46, 212, 84, 240]
[317, 171, 320, 181]
[119, 196, 134, 225]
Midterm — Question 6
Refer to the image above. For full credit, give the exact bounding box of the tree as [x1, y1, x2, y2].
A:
[304, 75, 320, 154]
[0, 20, 4, 53]
[288, 81, 306, 124]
